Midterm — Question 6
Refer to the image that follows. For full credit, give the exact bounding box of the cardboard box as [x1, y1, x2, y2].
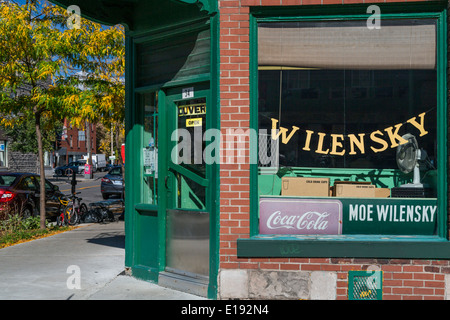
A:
[332, 183, 375, 198]
[374, 188, 391, 198]
[281, 177, 330, 197]
[332, 181, 390, 198]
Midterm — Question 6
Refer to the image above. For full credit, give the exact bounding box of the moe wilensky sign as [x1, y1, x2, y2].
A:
[259, 197, 437, 236]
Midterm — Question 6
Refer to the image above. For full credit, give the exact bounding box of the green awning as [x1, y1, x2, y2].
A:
[49, 0, 217, 30]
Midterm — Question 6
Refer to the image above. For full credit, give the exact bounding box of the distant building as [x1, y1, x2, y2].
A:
[0, 128, 40, 173]
[0, 79, 53, 173]
[0, 119, 97, 173]
[55, 119, 97, 166]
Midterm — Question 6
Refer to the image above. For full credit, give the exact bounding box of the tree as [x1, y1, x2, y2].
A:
[51, 4, 125, 168]
[1, 116, 62, 154]
[0, 1, 68, 229]
[0, 0, 125, 229]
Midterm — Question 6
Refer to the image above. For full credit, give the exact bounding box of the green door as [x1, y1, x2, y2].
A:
[128, 91, 160, 282]
[159, 83, 213, 296]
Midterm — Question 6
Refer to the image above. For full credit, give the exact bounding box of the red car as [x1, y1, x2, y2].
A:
[0, 172, 65, 221]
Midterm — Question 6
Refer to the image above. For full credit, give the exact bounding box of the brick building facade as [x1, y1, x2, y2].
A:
[56, 119, 97, 165]
[217, 0, 450, 300]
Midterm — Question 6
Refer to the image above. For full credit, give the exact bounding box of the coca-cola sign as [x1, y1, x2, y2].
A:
[259, 198, 343, 235]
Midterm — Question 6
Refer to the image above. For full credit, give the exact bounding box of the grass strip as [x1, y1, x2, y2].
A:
[0, 226, 75, 249]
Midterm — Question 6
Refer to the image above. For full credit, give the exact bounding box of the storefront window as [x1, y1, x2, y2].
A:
[171, 97, 208, 210]
[256, 18, 443, 237]
[176, 98, 207, 179]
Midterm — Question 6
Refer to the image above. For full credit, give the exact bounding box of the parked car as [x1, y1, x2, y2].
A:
[0, 172, 65, 220]
[54, 160, 86, 176]
[105, 163, 115, 171]
[101, 166, 124, 199]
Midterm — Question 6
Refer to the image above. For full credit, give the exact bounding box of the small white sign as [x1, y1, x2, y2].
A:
[143, 148, 156, 172]
[182, 87, 194, 99]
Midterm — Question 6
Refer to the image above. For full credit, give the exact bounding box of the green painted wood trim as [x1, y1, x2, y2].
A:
[51, 0, 217, 32]
[250, 2, 447, 18]
[167, 207, 208, 213]
[157, 88, 168, 274]
[168, 162, 209, 187]
[172, 0, 218, 15]
[436, 8, 448, 239]
[249, 13, 259, 237]
[237, 237, 450, 259]
[124, 31, 136, 269]
[131, 265, 159, 283]
[207, 12, 220, 300]
[135, 203, 158, 216]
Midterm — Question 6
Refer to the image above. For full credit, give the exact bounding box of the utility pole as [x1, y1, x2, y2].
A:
[111, 123, 114, 164]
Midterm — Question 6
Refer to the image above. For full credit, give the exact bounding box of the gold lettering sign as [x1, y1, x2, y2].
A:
[178, 103, 206, 117]
[270, 112, 429, 156]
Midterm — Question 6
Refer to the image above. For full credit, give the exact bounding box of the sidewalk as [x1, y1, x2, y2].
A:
[0, 221, 206, 300]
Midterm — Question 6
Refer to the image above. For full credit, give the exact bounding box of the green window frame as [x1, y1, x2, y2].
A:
[237, 3, 450, 259]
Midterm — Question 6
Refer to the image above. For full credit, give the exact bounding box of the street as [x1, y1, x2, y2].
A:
[49, 171, 118, 207]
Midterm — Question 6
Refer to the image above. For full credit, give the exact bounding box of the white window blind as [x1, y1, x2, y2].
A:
[258, 20, 436, 70]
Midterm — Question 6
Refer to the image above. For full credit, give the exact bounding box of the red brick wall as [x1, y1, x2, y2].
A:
[219, 0, 252, 270]
[218, 0, 449, 300]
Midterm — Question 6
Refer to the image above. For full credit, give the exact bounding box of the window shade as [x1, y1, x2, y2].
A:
[258, 20, 436, 70]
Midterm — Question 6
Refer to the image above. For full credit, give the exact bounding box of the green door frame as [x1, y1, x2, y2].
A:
[124, 14, 220, 299]
[163, 83, 212, 277]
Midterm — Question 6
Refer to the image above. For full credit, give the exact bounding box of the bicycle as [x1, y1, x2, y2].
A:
[56, 196, 69, 227]
[81, 200, 117, 223]
[56, 192, 88, 226]
[68, 192, 88, 225]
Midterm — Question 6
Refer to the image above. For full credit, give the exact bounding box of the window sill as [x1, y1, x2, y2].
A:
[237, 234, 450, 259]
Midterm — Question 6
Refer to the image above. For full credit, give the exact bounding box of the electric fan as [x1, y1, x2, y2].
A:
[396, 133, 427, 188]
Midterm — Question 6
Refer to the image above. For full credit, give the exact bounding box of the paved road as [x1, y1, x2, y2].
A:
[50, 172, 108, 205]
